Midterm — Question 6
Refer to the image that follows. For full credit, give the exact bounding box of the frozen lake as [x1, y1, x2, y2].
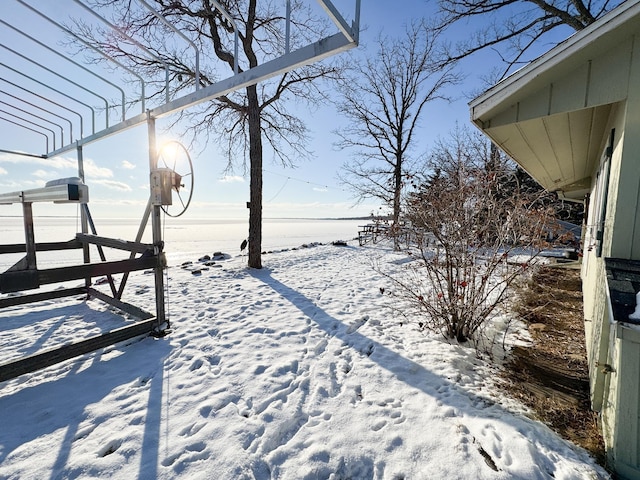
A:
[0, 216, 364, 270]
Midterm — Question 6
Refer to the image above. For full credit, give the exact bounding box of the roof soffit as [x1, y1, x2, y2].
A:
[482, 104, 614, 192]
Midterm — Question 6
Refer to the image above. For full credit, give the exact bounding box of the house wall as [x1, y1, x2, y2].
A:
[610, 324, 640, 477]
[582, 103, 623, 416]
[605, 44, 640, 473]
[582, 62, 640, 473]
[611, 37, 640, 260]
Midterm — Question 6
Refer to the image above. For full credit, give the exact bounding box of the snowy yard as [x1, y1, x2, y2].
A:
[0, 243, 608, 479]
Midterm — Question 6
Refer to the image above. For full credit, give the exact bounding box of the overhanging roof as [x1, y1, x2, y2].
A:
[470, 1, 640, 200]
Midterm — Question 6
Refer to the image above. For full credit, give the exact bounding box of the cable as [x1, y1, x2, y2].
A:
[265, 177, 289, 202]
[263, 168, 339, 191]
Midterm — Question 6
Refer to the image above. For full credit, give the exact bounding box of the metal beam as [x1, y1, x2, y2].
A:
[47, 112, 148, 158]
[0, 287, 86, 309]
[16, 0, 145, 117]
[0, 88, 74, 144]
[76, 233, 153, 254]
[317, 0, 358, 44]
[0, 17, 125, 127]
[0, 184, 89, 205]
[72, 0, 171, 105]
[0, 318, 156, 382]
[151, 31, 355, 118]
[0, 99, 64, 146]
[0, 240, 82, 254]
[45, 31, 357, 158]
[0, 148, 45, 159]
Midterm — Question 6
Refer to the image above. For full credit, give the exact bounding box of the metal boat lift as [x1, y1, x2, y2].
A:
[0, 0, 360, 382]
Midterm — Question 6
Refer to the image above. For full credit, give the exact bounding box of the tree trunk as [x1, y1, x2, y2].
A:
[247, 84, 263, 269]
[393, 153, 402, 251]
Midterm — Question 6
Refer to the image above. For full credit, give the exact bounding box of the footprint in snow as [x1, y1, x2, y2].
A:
[361, 343, 375, 357]
[307, 410, 332, 428]
[456, 423, 500, 472]
[368, 398, 405, 431]
[161, 442, 208, 468]
[179, 422, 206, 438]
[73, 424, 96, 441]
[346, 315, 368, 334]
[97, 438, 122, 457]
[480, 423, 510, 466]
[371, 419, 387, 431]
[350, 385, 364, 404]
[189, 358, 204, 371]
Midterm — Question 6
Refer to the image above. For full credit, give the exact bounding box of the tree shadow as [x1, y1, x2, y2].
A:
[249, 268, 471, 401]
[248, 268, 593, 476]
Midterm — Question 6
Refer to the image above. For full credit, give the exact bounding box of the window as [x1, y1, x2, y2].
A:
[592, 129, 615, 258]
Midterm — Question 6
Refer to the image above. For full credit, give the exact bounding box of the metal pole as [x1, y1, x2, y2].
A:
[77, 144, 91, 291]
[147, 112, 167, 332]
[22, 202, 37, 270]
[286, 0, 291, 54]
[0, 88, 73, 145]
[16, 0, 144, 117]
[0, 109, 56, 150]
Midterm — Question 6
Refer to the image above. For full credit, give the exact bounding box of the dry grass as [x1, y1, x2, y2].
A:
[503, 266, 607, 468]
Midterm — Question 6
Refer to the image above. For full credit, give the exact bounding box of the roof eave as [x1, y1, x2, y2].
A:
[469, 1, 640, 123]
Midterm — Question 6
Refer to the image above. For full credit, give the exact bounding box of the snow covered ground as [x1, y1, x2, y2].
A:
[0, 241, 609, 479]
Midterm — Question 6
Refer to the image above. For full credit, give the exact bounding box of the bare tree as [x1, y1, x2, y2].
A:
[335, 21, 460, 249]
[437, 0, 623, 78]
[75, 0, 342, 268]
[384, 127, 554, 343]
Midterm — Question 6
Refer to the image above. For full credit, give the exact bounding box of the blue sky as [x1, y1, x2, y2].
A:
[0, 0, 573, 220]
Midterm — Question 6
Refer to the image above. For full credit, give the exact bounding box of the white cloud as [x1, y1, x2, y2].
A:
[0, 153, 76, 169]
[0, 179, 45, 189]
[218, 175, 245, 183]
[0, 180, 24, 189]
[0, 153, 113, 179]
[121, 160, 136, 170]
[83, 159, 113, 179]
[0, 152, 42, 163]
[45, 157, 77, 170]
[0, 167, 7, 175]
[94, 180, 132, 191]
[32, 169, 56, 178]
[312, 187, 328, 193]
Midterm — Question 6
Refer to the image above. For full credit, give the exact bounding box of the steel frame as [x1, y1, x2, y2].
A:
[0, 0, 360, 380]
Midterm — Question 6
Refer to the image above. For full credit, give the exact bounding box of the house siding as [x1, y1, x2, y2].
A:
[581, 102, 623, 463]
[611, 36, 640, 259]
[581, 89, 640, 473]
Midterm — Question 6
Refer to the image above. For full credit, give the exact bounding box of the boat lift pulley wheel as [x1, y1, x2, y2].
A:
[157, 140, 194, 217]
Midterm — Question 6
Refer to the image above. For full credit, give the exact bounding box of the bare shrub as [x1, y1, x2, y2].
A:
[384, 128, 555, 343]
